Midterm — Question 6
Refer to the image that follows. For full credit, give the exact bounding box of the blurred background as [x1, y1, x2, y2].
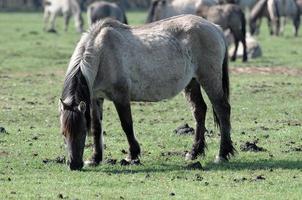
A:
[0, 0, 151, 11]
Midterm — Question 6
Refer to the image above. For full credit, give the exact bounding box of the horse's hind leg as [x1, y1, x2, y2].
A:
[293, 14, 300, 37]
[211, 95, 234, 163]
[184, 79, 207, 160]
[230, 38, 239, 62]
[198, 68, 235, 163]
[231, 28, 248, 63]
[85, 98, 104, 166]
[114, 101, 141, 162]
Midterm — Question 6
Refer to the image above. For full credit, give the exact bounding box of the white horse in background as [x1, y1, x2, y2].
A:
[146, 0, 219, 22]
[43, 0, 83, 33]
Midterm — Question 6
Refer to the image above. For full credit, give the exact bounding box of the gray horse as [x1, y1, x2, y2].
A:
[87, 1, 128, 26]
[59, 15, 234, 170]
[267, 0, 300, 36]
[197, 3, 248, 62]
[43, 0, 83, 33]
[146, 0, 218, 22]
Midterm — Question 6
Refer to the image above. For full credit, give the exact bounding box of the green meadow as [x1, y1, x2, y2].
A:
[0, 11, 302, 199]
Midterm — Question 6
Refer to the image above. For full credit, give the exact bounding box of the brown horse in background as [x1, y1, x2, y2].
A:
[197, 4, 248, 62]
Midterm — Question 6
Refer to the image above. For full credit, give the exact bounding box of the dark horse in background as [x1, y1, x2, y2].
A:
[196, 3, 248, 62]
[59, 15, 234, 170]
[249, 0, 300, 36]
[87, 1, 128, 26]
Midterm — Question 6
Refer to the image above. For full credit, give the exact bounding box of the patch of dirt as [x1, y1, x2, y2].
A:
[240, 141, 266, 152]
[121, 149, 128, 154]
[231, 67, 302, 76]
[254, 175, 266, 181]
[0, 151, 9, 157]
[174, 124, 194, 135]
[169, 192, 176, 196]
[194, 174, 203, 181]
[0, 127, 7, 134]
[105, 159, 117, 165]
[282, 142, 302, 153]
[233, 177, 247, 182]
[160, 151, 187, 157]
[42, 156, 66, 164]
[186, 162, 203, 170]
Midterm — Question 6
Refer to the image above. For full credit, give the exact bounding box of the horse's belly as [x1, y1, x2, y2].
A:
[128, 60, 194, 102]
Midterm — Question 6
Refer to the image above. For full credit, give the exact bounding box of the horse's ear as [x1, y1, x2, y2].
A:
[77, 101, 86, 113]
[59, 98, 67, 111]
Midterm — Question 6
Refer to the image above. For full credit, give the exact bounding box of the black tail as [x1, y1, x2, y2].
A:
[213, 48, 229, 127]
[123, 12, 128, 25]
[240, 9, 246, 39]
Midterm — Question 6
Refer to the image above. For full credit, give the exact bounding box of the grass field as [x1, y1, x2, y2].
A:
[0, 11, 302, 199]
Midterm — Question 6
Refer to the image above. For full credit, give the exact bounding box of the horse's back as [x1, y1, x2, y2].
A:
[268, 0, 298, 17]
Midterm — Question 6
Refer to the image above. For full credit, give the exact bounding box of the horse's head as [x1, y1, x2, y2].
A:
[249, 17, 259, 35]
[59, 99, 88, 170]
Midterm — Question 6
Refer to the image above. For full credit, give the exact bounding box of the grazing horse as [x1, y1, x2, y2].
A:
[59, 15, 234, 170]
[43, 0, 83, 33]
[146, 0, 219, 23]
[87, 1, 128, 26]
[267, 0, 300, 36]
[249, 0, 273, 35]
[197, 3, 247, 62]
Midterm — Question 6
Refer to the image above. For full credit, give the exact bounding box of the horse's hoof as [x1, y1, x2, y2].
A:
[120, 158, 141, 166]
[47, 29, 57, 33]
[214, 156, 228, 164]
[84, 160, 100, 167]
[185, 152, 196, 161]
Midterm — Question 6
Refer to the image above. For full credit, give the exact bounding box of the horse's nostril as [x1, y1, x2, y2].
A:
[69, 161, 83, 171]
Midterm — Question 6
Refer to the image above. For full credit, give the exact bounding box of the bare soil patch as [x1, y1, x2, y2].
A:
[231, 67, 302, 76]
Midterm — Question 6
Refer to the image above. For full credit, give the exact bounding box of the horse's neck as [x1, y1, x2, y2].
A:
[250, 0, 267, 21]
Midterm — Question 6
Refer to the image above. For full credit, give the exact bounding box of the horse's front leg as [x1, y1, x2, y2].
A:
[48, 12, 58, 33]
[43, 10, 50, 31]
[63, 12, 71, 32]
[274, 17, 280, 36]
[85, 98, 104, 166]
[114, 101, 141, 163]
[267, 17, 274, 35]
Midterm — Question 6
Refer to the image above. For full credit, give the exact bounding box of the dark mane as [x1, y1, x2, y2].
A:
[61, 68, 91, 135]
[250, 0, 268, 22]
